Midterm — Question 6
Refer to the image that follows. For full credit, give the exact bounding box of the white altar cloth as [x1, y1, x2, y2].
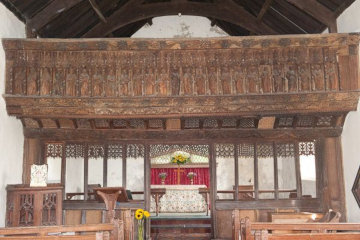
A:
[150, 185, 207, 213]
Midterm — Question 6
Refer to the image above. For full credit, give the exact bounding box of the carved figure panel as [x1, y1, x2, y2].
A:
[4, 36, 358, 98]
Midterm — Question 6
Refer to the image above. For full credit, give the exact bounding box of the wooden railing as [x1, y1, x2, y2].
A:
[233, 216, 360, 240]
[0, 220, 123, 240]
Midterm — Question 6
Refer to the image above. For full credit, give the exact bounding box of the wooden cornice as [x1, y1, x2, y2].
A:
[82, 0, 278, 37]
[4, 92, 360, 119]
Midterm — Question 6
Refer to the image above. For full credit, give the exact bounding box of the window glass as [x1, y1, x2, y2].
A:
[277, 143, 297, 199]
[216, 144, 235, 200]
[238, 143, 255, 200]
[257, 143, 275, 199]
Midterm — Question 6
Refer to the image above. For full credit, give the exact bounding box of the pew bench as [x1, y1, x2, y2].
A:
[233, 217, 360, 240]
[0, 220, 124, 240]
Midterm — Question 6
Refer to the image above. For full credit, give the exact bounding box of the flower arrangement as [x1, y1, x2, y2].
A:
[135, 208, 150, 240]
[187, 172, 197, 179]
[158, 172, 167, 180]
[171, 151, 190, 165]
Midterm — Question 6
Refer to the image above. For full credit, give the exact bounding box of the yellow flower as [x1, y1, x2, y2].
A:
[144, 211, 150, 218]
[135, 213, 143, 220]
[135, 209, 144, 215]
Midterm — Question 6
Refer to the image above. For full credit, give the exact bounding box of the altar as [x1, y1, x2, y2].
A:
[150, 185, 208, 214]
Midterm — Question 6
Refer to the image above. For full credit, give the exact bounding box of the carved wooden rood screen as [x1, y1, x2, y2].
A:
[2, 33, 360, 239]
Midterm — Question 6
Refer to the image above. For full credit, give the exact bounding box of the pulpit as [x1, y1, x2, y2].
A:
[150, 185, 207, 214]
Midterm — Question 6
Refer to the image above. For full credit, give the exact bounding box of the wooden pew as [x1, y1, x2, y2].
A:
[233, 216, 360, 240]
[0, 219, 124, 240]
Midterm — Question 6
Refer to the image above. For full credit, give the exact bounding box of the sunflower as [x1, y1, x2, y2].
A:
[135, 209, 144, 216]
[143, 211, 150, 218]
[135, 212, 143, 220]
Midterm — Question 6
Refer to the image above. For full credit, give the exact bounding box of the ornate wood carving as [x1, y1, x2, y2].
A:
[2, 34, 360, 120]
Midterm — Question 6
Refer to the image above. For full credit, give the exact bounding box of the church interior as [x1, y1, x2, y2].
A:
[0, 0, 360, 239]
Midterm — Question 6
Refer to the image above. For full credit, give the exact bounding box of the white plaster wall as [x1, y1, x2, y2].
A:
[132, 15, 227, 38]
[337, 0, 360, 222]
[0, 3, 25, 227]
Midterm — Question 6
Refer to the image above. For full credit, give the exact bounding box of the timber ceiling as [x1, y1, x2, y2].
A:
[0, 0, 356, 38]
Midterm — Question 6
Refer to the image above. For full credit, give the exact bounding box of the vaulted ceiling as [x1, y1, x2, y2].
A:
[0, 0, 356, 38]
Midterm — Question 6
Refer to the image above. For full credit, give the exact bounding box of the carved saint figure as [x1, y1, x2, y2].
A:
[273, 65, 284, 93]
[195, 67, 206, 95]
[27, 67, 38, 95]
[220, 66, 232, 95]
[259, 65, 272, 93]
[170, 66, 180, 96]
[106, 68, 117, 97]
[92, 68, 103, 97]
[13, 67, 26, 95]
[53, 68, 64, 96]
[40, 67, 52, 95]
[132, 68, 143, 96]
[311, 64, 325, 91]
[66, 68, 77, 96]
[298, 64, 311, 92]
[233, 66, 246, 94]
[286, 65, 298, 92]
[325, 63, 338, 91]
[207, 66, 218, 95]
[247, 66, 260, 93]
[79, 67, 90, 96]
[145, 67, 156, 96]
[119, 68, 131, 96]
[157, 68, 169, 96]
[182, 67, 194, 95]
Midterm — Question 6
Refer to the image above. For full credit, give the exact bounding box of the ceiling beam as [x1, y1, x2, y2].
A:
[285, 0, 338, 33]
[88, 0, 107, 23]
[82, 0, 278, 37]
[27, 0, 83, 33]
[257, 0, 273, 21]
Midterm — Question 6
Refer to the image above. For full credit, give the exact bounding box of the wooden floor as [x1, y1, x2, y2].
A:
[151, 216, 212, 240]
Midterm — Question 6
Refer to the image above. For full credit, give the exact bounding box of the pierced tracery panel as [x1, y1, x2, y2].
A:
[239, 118, 256, 128]
[238, 143, 255, 158]
[127, 144, 144, 158]
[316, 116, 333, 127]
[108, 144, 123, 159]
[6, 197, 14, 226]
[42, 193, 57, 226]
[19, 194, 34, 226]
[257, 143, 274, 158]
[299, 141, 315, 155]
[148, 119, 164, 129]
[203, 118, 218, 128]
[221, 118, 237, 128]
[113, 119, 127, 128]
[276, 143, 295, 157]
[76, 119, 91, 129]
[129, 119, 145, 129]
[65, 144, 84, 158]
[277, 117, 294, 128]
[183, 118, 200, 129]
[297, 116, 315, 127]
[215, 144, 235, 158]
[46, 143, 63, 158]
[88, 144, 104, 158]
[94, 119, 109, 129]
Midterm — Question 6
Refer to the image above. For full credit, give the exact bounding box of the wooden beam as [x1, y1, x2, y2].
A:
[27, 0, 83, 33]
[82, 0, 278, 37]
[257, 0, 273, 21]
[88, 0, 107, 23]
[285, 0, 338, 33]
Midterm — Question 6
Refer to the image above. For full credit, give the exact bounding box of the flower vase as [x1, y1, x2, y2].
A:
[190, 178, 194, 185]
[161, 178, 165, 185]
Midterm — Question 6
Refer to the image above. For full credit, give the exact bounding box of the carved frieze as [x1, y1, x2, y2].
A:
[1, 34, 360, 119]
